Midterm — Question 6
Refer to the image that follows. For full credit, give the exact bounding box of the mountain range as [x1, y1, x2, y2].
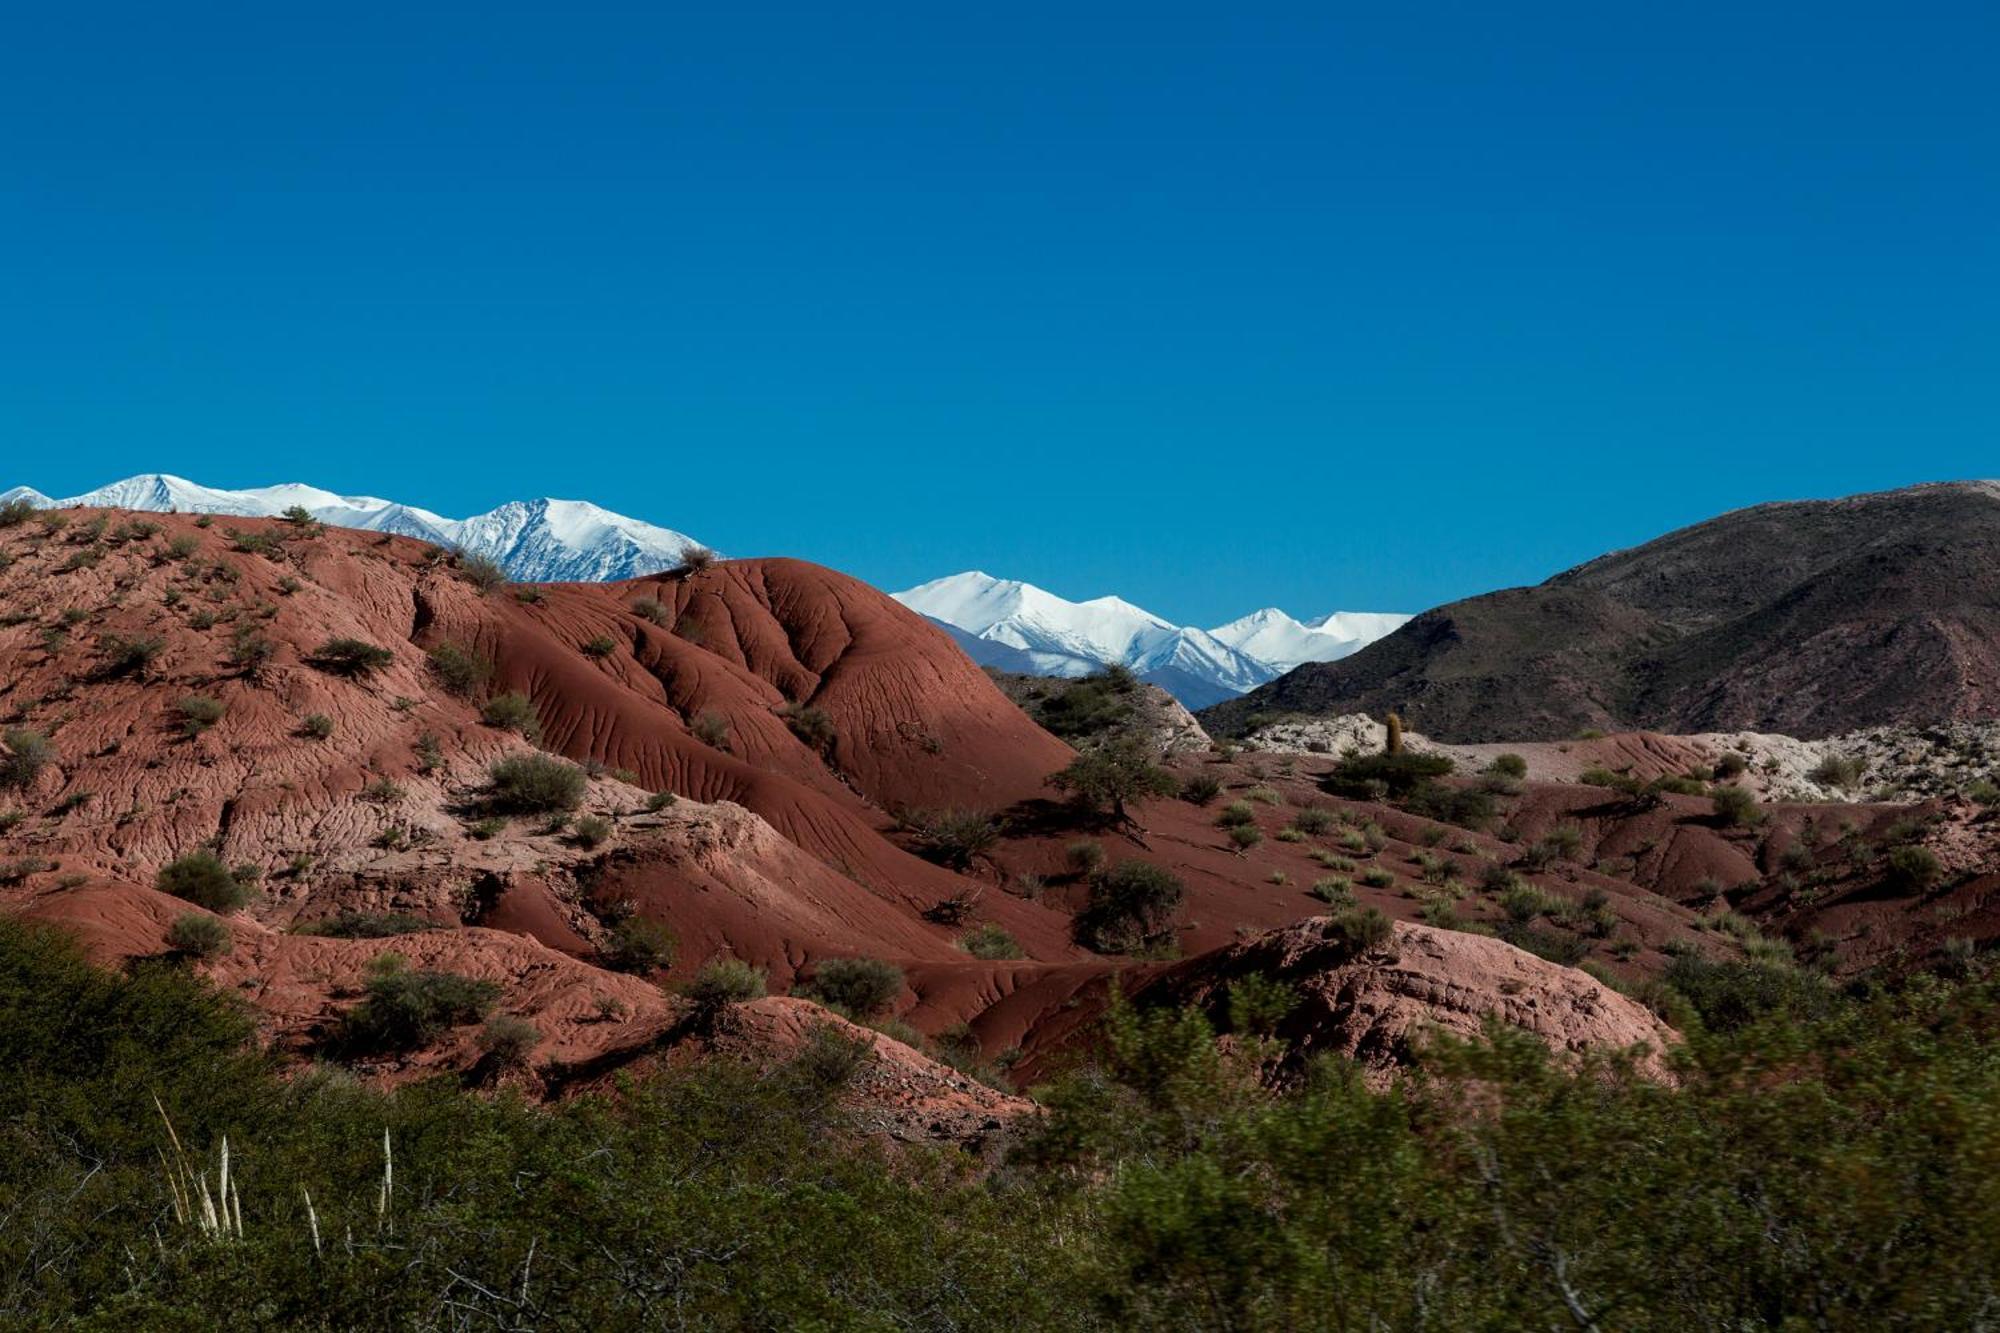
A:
[893, 571, 1410, 708]
[4, 475, 1410, 706]
[0, 474, 706, 585]
[1202, 480, 2000, 741]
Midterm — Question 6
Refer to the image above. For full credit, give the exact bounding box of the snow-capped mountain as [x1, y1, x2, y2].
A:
[11, 474, 707, 583]
[894, 572, 1408, 708]
[1208, 607, 1413, 673]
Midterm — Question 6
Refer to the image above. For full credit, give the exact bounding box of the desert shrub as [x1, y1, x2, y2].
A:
[799, 957, 904, 1018]
[298, 911, 436, 939]
[1224, 974, 1299, 1037]
[227, 626, 276, 671]
[481, 691, 541, 736]
[645, 790, 677, 812]
[310, 637, 395, 677]
[902, 807, 1001, 869]
[341, 954, 500, 1053]
[959, 922, 1024, 960]
[1360, 866, 1396, 889]
[1292, 805, 1335, 835]
[455, 551, 508, 592]
[156, 851, 252, 913]
[174, 694, 227, 737]
[97, 633, 165, 678]
[672, 545, 717, 576]
[1311, 876, 1355, 907]
[1809, 753, 1864, 790]
[1215, 800, 1257, 828]
[581, 634, 618, 659]
[1034, 666, 1140, 740]
[631, 597, 672, 625]
[0, 728, 55, 789]
[1324, 751, 1454, 799]
[690, 710, 731, 750]
[1713, 752, 1749, 780]
[1180, 772, 1223, 805]
[683, 957, 767, 1012]
[1228, 824, 1264, 851]
[0, 497, 36, 527]
[571, 814, 614, 849]
[166, 913, 232, 960]
[487, 752, 586, 814]
[300, 712, 335, 740]
[603, 916, 678, 973]
[779, 702, 838, 754]
[1048, 737, 1178, 824]
[1074, 861, 1184, 954]
[1710, 784, 1758, 827]
[1402, 781, 1496, 830]
[0, 857, 55, 886]
[1662, 953, 1833, 1031]
[1486, 753, 1528, 778]
[1066, 839, 1106, 875]
[1887, 844, 1942, 891]
[427, 641, 494, 698]
[1326, 906, 1393, 956]
[476, 1015, 541, 1069]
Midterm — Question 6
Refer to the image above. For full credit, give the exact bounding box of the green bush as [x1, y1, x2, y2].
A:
[341, 954, 501, 1053]
[1180, 772, 1223, 805]
[156, 851, 253, 913]
[476, 1015, 540, 1069]
[799, 957, 904, 1018]
[1486, 753, 1528, 778]
[959, 922, 1024, 960]
[481, 690, 541, 736]
[1809, 753, 1864, 789]
[690, 710, 731, 750]
[1887, 844, 1942, 891]
[571, 814, 614, 848]
[0, 727, 55, 789]
[1074, 861, 1184, 954]
[487, 753, 586, 814]
[683, 957, 767, 1011]
[902, 807, 1001, 869]
[1048, 737, 1178, 824]
[1326, 905, 1394, 955]
[455, 550, 508, 592]
[779, 702, 837, 753]
[175, 694, 227, 737]
[97, 633, 165, 678]
[603, 915, 678, 973]
[166, 912, 232, 960]
[1066, 839, 1106, 875]
[581, 634, 618, 659]
[1710, 784, 1758, 827]
[310, 637, 396, 677]
[427, 641, 494, 697]
[300, 712, 335, 740]
[1324, 751, 1454, 798]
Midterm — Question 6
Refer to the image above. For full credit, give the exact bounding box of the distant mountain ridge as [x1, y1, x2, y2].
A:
[895, 571, 1409, 708]
[1203, 481, 2000, 742]
[2, 474, 707, 584]
[3, 475, 1412, 705]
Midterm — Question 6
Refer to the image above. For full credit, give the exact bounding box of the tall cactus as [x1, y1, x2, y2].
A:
[1384, 711, 1404, 755]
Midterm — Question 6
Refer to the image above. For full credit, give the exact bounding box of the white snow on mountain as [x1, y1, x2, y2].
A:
[18, 474, 707, 583]
[895, 572, 1408, 708]
[1208, 607, 1413, 673]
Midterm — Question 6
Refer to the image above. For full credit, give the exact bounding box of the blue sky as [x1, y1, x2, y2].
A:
[3, 3, 1995, 624]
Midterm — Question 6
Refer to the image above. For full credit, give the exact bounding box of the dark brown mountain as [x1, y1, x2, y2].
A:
[1203, 481, 2000, 742]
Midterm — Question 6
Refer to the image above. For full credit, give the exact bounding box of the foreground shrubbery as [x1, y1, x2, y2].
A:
[2, 918, 1998, 1327]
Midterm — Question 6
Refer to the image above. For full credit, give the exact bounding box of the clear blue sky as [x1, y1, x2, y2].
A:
[4, 3, 1995, 624]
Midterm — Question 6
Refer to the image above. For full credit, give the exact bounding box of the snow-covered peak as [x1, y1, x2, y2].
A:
[12, 474, 709, 584]
[1209, 606, 1410, 672]
[899, 573, 1410, 705]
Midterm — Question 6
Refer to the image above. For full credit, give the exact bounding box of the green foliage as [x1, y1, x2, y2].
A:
[96, 632, 165, 677]
[1180, 772, 1223, 805]
[630, 597, 672, 625]
[156, 850, 253, 913]
[1810, 753, 1864, 789]
[1887, 843, 1942, 890]
[455, 550, 508, 592]
[1048, 736, 1178, 823]
[1710, 783, 1759, 826]
[779, 701, 838, 753]
[475, 1015, 540, 1069]
[959, 922, 1024, 960]
[166, 912, 232, 959]
[426, 640, 494, 697]
[309, 637, 395, 677]
[1323, 750, 1454, 799]
[481, 690, 541, 736]
[1224, 974, 1298, 1037]
[570, 814, 614, 848]
[1486, 752, 1528, 778]
[487, 752, 586, 814]
[340, 954, 500, 1053]
[799, 957, 905, 1018]
[299, 712, 335, 740]
[1035, 666, 1140, 739]
[602, 915, 678, 973]
[174, 693, 227, 737]
[902, 806, 1001, 869]
[581, 634, 618, 658]
[0, 727, 55, 789]
[298, 911, 437, 939]
[1075, 861, 1184, 954]
[1066, 839, 1106, 874]
[690, 709, 731, 750]
[683, 956, 767, 1011]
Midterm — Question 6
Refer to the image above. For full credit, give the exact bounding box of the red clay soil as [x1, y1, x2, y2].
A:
[3, 510, 1983, 1110]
